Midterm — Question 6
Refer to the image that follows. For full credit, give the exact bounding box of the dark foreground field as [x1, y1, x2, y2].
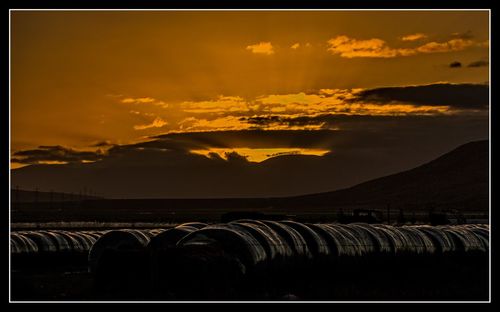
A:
[10, 222, 489, 301]
[11, 252, 488, 301]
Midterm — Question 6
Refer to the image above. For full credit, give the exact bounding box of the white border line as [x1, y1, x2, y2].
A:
[488, 7, 492, 303]
[8, 8, 492, 304]
[7, 9, 492, 11]
[9, 8, 12, 303]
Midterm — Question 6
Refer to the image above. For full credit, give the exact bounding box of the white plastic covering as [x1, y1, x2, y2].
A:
[230, 221, 293, 260]
[11, 233, 38, 254]
[177, 224, 268, 267]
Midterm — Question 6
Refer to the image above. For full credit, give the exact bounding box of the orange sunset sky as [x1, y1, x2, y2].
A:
[10, 10, 489, 198]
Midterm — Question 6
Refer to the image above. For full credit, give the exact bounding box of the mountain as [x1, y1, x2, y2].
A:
[288, 140, 489, 212]
[10, 145, 438, 199]
[10, 141, 488, 223]
[10, 139, 488, 207]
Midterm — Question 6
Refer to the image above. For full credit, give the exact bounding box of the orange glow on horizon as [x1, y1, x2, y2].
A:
[190, 148, 330, 162]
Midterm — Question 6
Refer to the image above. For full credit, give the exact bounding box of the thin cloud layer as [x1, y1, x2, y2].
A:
[327, 35, 413, 58]
[401, 33, 427, 41]
[246, 42, 275, 55]
[327, 35, 483, 58]
[172, 83, 487, 131]
[105, 83, 488, 136]
[121, 97, 168, 108]
[180, 96, 249, 114]
[416, 39, 475, 53]
[133, 117, 168, 130]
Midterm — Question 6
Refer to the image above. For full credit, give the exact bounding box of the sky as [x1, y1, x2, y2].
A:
[10, 10, 489, 198]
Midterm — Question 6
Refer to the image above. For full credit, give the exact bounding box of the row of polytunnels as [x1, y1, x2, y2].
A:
[11, 221, 489, 300]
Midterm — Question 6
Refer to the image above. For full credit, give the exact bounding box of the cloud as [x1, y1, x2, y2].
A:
[121, 97, 155, 104]
[246, 42, 275, 55]
[449, 61, 462, 68]
[12, 115, 488, 198]
[13, 145, 104, 164]
[14, 112, 489, 167]
[11, 101, 488, 200]
[121, 96, 168, 108]
[468, 60, 489, 68]
[349, 83, 489, 110]
[239, 113, 488, 133]
[401, 33, 427, 41]
[180, 95, 249, 114]
[171, 91, 455, 134]
[416, 39, 475, 53]
[326, 35, 412, 58]
[133, 117, 168, 130]
[165, 83, 487, 133]
[254, 87, 454, 118]
[327, 35, 482, 58]
[291, 43, 300, 49]
[178, 116, 248, 131]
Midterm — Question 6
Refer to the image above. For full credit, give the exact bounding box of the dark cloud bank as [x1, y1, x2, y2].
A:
[12, 115, 488, 198]
[349, 83, 488, 109]
[12, 83, 489, 198]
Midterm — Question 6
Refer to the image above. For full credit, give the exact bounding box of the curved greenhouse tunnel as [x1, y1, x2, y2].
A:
[10, 222, 489, 300]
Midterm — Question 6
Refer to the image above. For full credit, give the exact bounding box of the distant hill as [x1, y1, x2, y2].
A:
[10, 189, 103, 203]
[288, 140, 489, 212]
[10, 141, 488, 223]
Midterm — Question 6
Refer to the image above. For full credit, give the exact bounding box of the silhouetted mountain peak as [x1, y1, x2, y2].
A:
[294, 140, 488, 211]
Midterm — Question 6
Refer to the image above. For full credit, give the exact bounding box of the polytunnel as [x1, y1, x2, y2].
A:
[440, 226, 487, 252]
[346, 223, 393, 253]
[371, 224, 414, 254]
[463, 226, 489, 250]
[413, 226, 456, 253]
[177, 224, 269, 271]
[229, 221, 293, 262]
[307, 223, 361, 257]
[10, 233, 38, 254]
[48, 231, 88, 253]
[20, 231, 59, 253]
[398, 226, 436, 254]
[259, 220, 311, 259]
[148, 225, 198, 250]
[88, 229, 152, 274]
[280, 221, 330, 257]
[36, 231, 73, 252]
[329, 223, 375, 255]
